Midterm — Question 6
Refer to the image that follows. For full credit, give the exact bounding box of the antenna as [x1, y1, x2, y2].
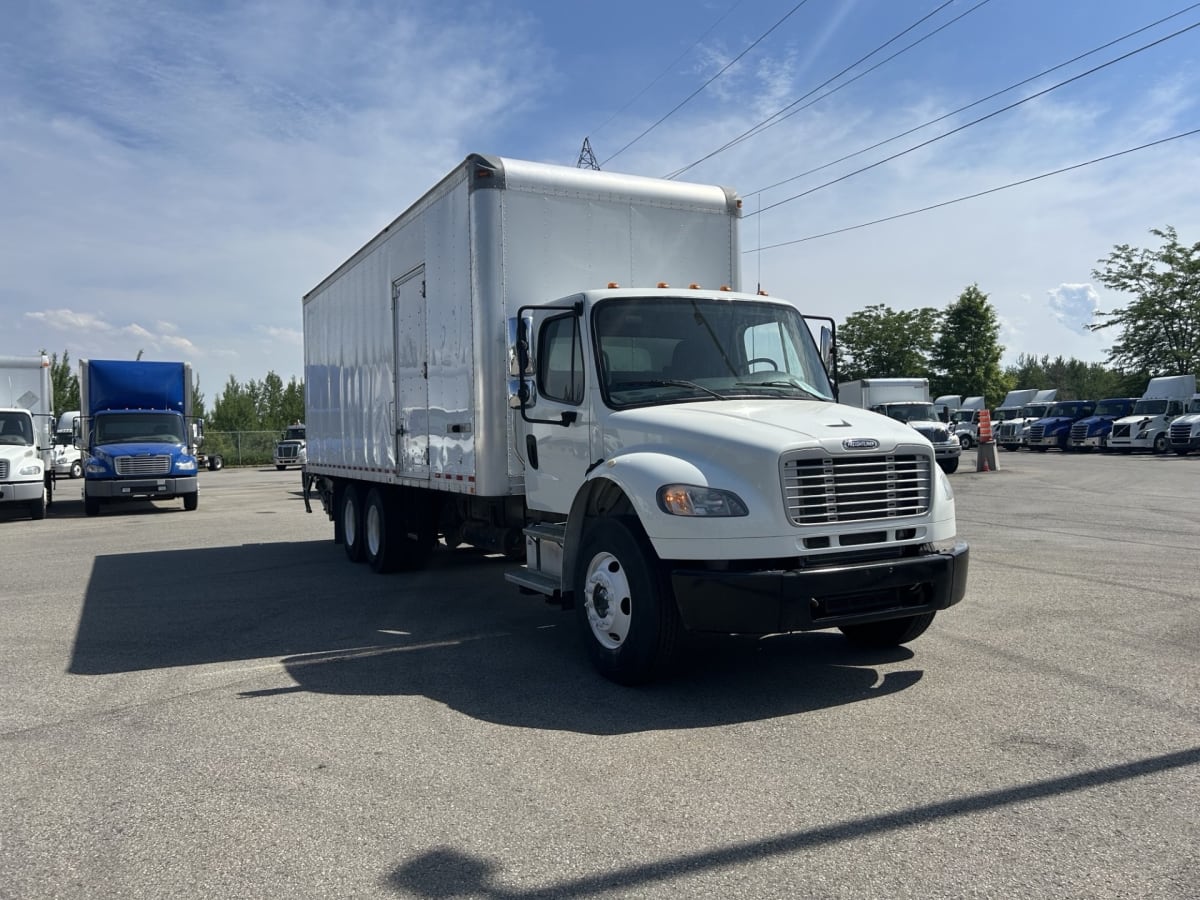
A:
[576, 137, 600, 170]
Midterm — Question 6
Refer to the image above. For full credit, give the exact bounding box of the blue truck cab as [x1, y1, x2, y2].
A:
[1068, 397, 1137, 451]
[78, 359, 200, 516]
[1026, 400, 1096, 452]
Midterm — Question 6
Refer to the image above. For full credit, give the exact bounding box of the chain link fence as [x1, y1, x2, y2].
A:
[204, 431, 283, 467]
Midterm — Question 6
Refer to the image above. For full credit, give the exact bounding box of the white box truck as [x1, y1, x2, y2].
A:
[837, 378, 961, 474]
[0, 354, 55, 519]
[301, 154, 968, 684]
[1107, 375, 1196, 453]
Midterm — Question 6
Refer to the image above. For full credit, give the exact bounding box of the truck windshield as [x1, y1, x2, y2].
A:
[1022, 404, 1050, 418]
[0, 413, 34, 446]
[54, 430, 73, 446]
[876, 403, 937, 423]
[1093, 400, 1129, 416]
[593, 297, 834, 409]
[94, 413, 185, 445]
[1132, 399, 1168, 415]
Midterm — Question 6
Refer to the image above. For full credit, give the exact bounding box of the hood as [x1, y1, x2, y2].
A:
[90, 441, 188, 457]
[607, 400, 929, 455]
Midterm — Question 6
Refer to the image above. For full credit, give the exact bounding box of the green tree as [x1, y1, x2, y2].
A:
[1089, 226, 1200, 376]
[930, 284, 1006, 405]
[1003, 353, 1126, 400]
[191, 373, 206, 420]
[211, 376, 258, 431]
[44, 349, 80, 414]
[837, 304, 941, 382]
[281, 377, 305, 425]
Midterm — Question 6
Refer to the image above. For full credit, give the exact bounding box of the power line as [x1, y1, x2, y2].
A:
[601, 1, 814, 168]
[747, 18, 1200, 217]
[586, 0, 746, 147]
[746, 2, 1200, 197]
[747, 128, 1200, 251]
[666, 0, 980, 180]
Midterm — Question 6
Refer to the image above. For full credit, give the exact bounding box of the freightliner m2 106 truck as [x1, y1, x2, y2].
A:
[0, 354, 55, 520]
[79, 359, 202, 516]
[301, 154, 969, 684]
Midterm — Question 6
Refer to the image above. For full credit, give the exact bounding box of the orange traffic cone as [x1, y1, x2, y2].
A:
[982, 459, 990, 472]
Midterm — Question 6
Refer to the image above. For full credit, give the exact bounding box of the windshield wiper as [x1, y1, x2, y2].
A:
[611, 379, 727, 401]
[735, 380, 828, 401]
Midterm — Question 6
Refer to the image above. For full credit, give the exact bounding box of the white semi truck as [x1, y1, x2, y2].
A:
[51, 411, 83, 479]
[274, 422, 307, 470]
[837, 378, 962, 474]
[1108, 375, 1196, 454]
[1167, 393, 1200, 455]
[994, 389, 1057, 450]
[301, 154, 969, 684]
[0, 354, 55, 519]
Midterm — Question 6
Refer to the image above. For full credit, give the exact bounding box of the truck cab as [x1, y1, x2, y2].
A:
[868, 401, 961, 474]
[51, 411, 83, 479]
[1027, 401, 1096, 451]
[509, 290, 967, 681]
[1168, 394, 1200, 455]
[0, 408, 51, 519]
[1108, 375, 1196, 454]
[1068, 398, 1137, 451]
[274, 423, 307, 470]
[994, 391, 1057, 451]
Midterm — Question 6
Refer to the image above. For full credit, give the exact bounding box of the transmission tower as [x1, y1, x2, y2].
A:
[576, 137, 600, 170]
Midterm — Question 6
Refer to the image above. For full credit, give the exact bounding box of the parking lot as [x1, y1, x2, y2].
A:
[2, 450, 1198, 899]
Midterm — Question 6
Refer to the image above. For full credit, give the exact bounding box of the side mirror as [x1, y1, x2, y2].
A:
[507, 316, 535, 377]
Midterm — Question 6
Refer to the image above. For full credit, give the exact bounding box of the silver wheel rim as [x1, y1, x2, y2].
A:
[583, 551, 632, 650]
[366, 500, 383, 558]
[343, 495, 358, 547]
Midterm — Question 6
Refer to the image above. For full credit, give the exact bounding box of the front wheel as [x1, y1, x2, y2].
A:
[183, 493, 198, 511]
[70, 460, 83, 479]
[574, 517, 680, 685]
[1153, 433, 1168, 454]
[938, 457, 959, 475]
[209, 455, 224, 471]
[840, 612, 936, 648]
[30, 485, 47, 520]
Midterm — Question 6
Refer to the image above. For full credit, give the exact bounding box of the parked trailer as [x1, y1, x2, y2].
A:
[301, 154, 968, 684]
[0, 354, 55, 519]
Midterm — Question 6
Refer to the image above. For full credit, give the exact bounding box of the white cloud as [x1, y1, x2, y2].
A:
[1046, 284, 1100, 333]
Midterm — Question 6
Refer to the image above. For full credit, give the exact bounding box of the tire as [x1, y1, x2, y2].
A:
[184, 492, 198, 511]
[1000, 443, 1019, 452]
[574, 517, 680, 685]
[70, 460, 82, 479]
[364, 487, 396, 574]
[30, 485, 47, 520]
[958, 435, 971, 450]
[938, 457, 959, 475]
[341, 483, 366, 563]
[840, 612, 936, 648]
[1153, 433, 1168, 454]
[209, 455, 224, 471]
[84, 495, 100, 517]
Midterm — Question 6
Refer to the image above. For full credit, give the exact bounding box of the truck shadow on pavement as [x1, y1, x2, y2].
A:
[69, 540, 923, 735]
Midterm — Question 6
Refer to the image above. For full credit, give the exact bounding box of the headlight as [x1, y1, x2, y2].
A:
[176, 458, 198, 472]
[18, 463, 43, 477]
[657, 484, 748, 517]
[86, 459, 109, 475]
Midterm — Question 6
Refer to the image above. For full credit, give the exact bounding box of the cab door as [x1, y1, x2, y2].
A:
[520, 308, 593, 515]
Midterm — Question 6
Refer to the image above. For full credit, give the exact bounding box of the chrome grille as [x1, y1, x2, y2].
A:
[996, 422, 1020, 440]
[1111, 423, 1131, 439]
[115, 455, 171, 476]
[1070, 423, 1088, 441]
[276, 444, 300, 459]
[0, 460, 8, 478]
[782, 453, 932, 525]
[1029, 425, 1047, 441]
[1171, 423, 1192, 442]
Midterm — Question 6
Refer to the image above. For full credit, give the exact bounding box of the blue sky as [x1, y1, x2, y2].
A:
[3, 0, 1198, 394]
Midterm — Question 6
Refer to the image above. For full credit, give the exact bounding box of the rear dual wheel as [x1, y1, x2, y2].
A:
[341, 483, 436, 572]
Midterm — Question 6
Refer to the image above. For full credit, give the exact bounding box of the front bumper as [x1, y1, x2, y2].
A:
[0, 480, 45, 503]
[85, 476, 198, 499]
[670, 541, 969, 634]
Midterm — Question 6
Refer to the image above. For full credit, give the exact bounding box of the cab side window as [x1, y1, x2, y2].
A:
[538, 314, 585, 404]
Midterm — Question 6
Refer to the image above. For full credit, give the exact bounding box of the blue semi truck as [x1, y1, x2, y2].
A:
[78, 359, 202, 516]
[1067, 397, 1138, 451]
